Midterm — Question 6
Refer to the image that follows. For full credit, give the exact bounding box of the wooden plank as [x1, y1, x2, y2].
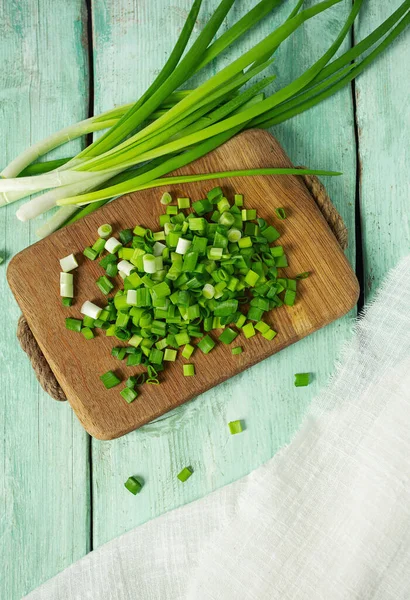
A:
[354, 0, 410, 300]
[0, 1, 90, 597]
[8, 129, 359, 440]
[90, 0, 357, 547]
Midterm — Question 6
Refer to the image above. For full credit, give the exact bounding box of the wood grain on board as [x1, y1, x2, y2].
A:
[8, 129, 359, 440]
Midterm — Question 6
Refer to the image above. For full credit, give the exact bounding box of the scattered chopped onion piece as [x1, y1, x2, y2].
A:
[97, 224, 112, 238]
[177, 467, 193, 482]
[228, 420, 243, 435]
[81, 300, 103, 320]
[60, 283, 74, 298]
[160, 192, 172, 205]
[117, 260, 134, 276]
[105, 237, 122, 254]
[59, 253, 78, 272]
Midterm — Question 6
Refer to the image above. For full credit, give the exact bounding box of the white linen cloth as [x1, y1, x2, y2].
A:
[25, 256, 410, 600]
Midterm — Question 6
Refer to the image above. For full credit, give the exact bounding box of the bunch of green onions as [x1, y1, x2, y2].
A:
[0, 0, 408, 237]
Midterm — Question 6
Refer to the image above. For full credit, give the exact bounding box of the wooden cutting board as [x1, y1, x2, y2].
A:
[7, 129, 359, 440]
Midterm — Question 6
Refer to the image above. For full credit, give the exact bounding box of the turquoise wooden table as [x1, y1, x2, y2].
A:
[0, 1, 409, 597]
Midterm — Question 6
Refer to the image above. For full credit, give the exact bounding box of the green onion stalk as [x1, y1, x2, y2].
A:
[0, 0, 408, 237]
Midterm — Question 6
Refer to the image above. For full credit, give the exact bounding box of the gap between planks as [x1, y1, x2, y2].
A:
[85, 0, 95, 553]
[351, 15, 365, 312]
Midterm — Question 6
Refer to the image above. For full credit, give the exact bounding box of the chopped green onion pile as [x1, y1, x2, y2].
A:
[0, 0, 406, 236]
[61, 188, 308, 404]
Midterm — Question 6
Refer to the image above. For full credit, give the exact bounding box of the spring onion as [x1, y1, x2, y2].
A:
[105, 237, 122, 254]
[177, 197, 190, 209]
[100, 370, 121, 389]
[182, 344, 194, 359]
[81, 300, 102, 320]
[65, 317, 82, 332]
[242, 322, 256, 338]
[127, 354, 141, 367]
[120, 387, 138, 403]
[270, 246, 284, 257]
[183, 364, 195, 377]
[59, 253, 78, 272]
[1, 0, 404, 230]
[242, 209, 257, 221]
[232, 346, 243, 355]
[254, 321, 270, 333]
[153, 241, 166, 257]
[60, 283, 74, 298]
[125, 376, 137, 388]
[177, 467, 193, 482]
[218, 328, 238, 344]
[244, 270, 259, 287]
[294, 372, 310, 387]
[82, 315, 95, 328]
[160, 192, 172, 205]
[275, 207, 287, 220]
[202, 283, 215, 299]
[124, 476, 143, 495]
[60, 273, 74, 297]
[197, 335, 216, 354]
[284, 289, 296, 306]
[117, 260, 134, 277]
[164, 349, 177, 361]
[62, 297, 73, 307]
[175, 238, 192, 255]
[234, 314, 245, 328]
[115, 228, 129, 244]
[98, 224, 112, 238]
[92, 238, 106, 255]
[60, 272, 73, 285]
[96, 275, 114, 295]
[262, 328, 277, 340]
[228, 420, 243, 434]
[81, 327, 95, 340]
[83, 246, 98, 260]
[141, 254, 155, 274]
[133, 225, 147, 237]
